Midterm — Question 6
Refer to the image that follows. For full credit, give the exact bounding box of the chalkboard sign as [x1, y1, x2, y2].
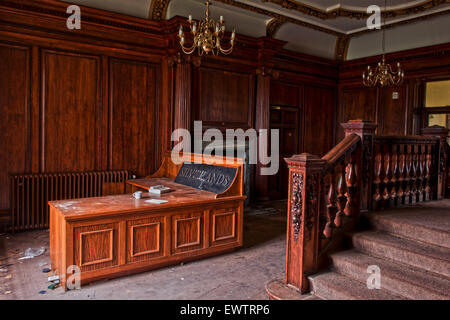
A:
[175, 163, 237, 194]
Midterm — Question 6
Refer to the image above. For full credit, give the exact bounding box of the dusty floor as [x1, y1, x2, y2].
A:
[0, 201, 287, 300]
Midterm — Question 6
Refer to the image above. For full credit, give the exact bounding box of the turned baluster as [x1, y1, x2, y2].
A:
[397, 144, 406, 205]
[417, 144, 425, 202]
[344, 154, 357, 217]
[324, 173, 337, 238]
[410, 144, 418, 204]
[424, 144, 432, 201]
[390, 144, 399, 206]
[404, 145, 412, 204]
[373, 146, 383, 209]
[334, 164, 347, 228]
[382, 145, 391, 208]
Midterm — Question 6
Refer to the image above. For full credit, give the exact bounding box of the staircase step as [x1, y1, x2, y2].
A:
[366, 206, 450, 248]
[309, 272, 404, 300]
[352, 231, 450, 278]
[331, 250, 450, 300]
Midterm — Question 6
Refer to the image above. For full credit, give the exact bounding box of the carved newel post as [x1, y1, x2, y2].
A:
[422, 125, 449, 200]
[265, 154, 326, 298]
[284, 154, 326, 293]
[341, 120, 377, 211]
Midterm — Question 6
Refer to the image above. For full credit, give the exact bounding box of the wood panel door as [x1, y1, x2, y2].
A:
[0, 42, 31, 211]
[109, 58, 159, 177]
[268, 106, 300, 200]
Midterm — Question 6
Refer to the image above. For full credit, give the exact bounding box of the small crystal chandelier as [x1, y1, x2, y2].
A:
[362, 0, 404, 87]
[178, 0, 235, 56]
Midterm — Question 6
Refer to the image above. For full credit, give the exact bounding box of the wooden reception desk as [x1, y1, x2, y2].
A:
[49, 153, 245, 289]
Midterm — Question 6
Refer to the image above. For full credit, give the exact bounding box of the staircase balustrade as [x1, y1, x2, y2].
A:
[280, 120, 449, 294]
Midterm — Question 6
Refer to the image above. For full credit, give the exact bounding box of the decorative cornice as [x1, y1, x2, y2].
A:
[1, 0, 162, 34]
[262, 0, 450, 20]
[266, 17, 287, 38]
[149, 0, 171, 21]
[214, 0, 342, 36]
[349, 9, 450, 37]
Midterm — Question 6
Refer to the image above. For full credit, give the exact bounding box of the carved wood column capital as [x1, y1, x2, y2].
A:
[255, 66, 280, 79]
[169, 53, 202, 68]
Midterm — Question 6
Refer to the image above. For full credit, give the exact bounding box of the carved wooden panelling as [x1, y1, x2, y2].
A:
[127, 216, 164, 263]
[381, 86, 408, 135]
[42, 50, 101, 173]
[270, 81, 300, 107]
[339, 87, 378, 140]
[290, 172, 304, 242]
[196, 67, 254, 129]
[211, 210, 236, 245]
[110, 58, 159, 177]
[304, 86, 335, 156]
[0, 42, 31, 210]
[74, 222, 119, 271]
[172, 212, 203, 254]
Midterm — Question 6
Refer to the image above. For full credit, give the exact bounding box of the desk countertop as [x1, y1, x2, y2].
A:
[48, 178, 229, 219]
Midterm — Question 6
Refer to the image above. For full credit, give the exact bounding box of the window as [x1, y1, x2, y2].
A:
[424, 80, 450, 144]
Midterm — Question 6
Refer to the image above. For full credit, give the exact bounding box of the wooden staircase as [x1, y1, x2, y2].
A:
[309, 200, 450, 300]
[266, 120, 450, 300]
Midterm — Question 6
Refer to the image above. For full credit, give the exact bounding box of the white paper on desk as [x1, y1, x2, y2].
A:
[145, 199, 168, 204]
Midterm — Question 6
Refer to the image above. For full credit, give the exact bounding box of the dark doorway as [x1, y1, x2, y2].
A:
[268, 106, 300, 200]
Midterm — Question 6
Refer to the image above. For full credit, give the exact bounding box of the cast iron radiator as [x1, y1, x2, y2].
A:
[9, 170, 130, 232]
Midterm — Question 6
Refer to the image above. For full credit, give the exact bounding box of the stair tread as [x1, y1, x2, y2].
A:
[309, 272, 404, 300]
[353, 231, 450, 278]
[331, 250, 450, 299]
[367, 205, 450, 248]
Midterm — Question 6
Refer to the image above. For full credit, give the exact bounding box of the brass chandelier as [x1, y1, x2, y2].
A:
[178, 0, 235, 56]
[362, 0, 404, 87]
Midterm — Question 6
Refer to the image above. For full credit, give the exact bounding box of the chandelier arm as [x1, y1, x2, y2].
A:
[180, 42, 197, 55]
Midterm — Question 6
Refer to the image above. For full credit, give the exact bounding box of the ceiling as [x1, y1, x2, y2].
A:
[62, 0, 450, 60]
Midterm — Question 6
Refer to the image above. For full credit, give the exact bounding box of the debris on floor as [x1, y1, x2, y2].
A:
[42, 268, 51, 273]
[0, 268, 8, 273]
[48, 283, 59, 290]
[48, 275, 59, 282]
[18, 247, 46, 260]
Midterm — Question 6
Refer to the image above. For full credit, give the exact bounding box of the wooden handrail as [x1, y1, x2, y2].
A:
[322, 133, 361, 168]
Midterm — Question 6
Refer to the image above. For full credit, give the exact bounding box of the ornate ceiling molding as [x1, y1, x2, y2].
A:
[261, 0, 450, 20]
[215, 0, 342, 36]
[149, 0, 171, 21]
[350, 9, 450, 37]
[266, 17, 287, 37]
